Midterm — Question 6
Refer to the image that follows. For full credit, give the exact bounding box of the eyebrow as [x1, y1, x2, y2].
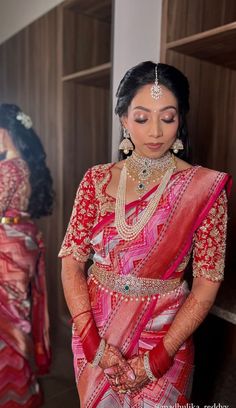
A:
[133, 105, 178, 112]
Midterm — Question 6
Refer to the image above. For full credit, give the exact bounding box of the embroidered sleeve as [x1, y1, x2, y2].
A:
[192, 189, 228, 282]
[59, 168, 98, 262]
[0, 161, 18, 213]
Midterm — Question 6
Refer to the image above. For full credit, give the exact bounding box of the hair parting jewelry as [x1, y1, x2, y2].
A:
[150, 65, 163, 100]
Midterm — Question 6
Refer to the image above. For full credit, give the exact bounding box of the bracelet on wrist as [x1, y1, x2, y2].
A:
[143, 351, 157, 382]
[91, 338, 106, 367]
[149, 338, 174, 378]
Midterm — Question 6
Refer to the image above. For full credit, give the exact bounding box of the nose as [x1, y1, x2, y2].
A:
[150, 117, 162, 138]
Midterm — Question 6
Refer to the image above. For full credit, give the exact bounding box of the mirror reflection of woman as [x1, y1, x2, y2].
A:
[59, 62, 231, 407]
[0, 104, 53, 408]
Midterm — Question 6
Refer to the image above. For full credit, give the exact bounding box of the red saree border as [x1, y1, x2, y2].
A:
[134, 167, 231, 280]
[162, 172, 231, 279]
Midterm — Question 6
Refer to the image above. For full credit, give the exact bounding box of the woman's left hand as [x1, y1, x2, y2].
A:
[106, 354, 149, 394]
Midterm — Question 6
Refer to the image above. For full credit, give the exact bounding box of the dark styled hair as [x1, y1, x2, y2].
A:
[115, 61, 191, 161]
[0, 103, 54, 218]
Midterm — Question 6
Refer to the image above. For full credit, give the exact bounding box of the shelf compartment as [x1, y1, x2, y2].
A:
[166, 22, 236, 69]
[62, 62, 111, 88]
[63, 1, 112, 76]
[64, 0, 112, 23]
[62, 80, 110, 224]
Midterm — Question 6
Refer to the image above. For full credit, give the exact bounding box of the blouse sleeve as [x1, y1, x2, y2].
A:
[192, 189, 228, 282]
[58, 168, 98, 262]
[0, 162, 18, 213]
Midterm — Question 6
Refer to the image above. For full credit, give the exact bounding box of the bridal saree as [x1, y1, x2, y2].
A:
[0, 214, 51, 408]
[0, 158, 51, 408]
[59, 163, 231, 408]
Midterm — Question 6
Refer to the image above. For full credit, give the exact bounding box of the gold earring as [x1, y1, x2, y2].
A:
[171, 138, 184, 154]
[119, 128, 134, 155]
[0, 139, 6, 153]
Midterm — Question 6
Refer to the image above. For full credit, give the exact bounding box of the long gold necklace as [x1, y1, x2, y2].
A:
[126, 151, 175, 196]
[115, 155, 176, 241]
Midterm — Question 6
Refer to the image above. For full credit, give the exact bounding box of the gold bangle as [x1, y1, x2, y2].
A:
[91, 338, 106, 367]
[143, 352, 157, 382]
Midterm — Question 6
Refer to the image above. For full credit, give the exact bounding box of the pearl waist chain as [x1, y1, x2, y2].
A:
[90, 264, 182, 298]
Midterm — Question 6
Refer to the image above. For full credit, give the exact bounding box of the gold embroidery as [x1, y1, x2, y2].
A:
[92, 164, 115, 219]
[193, 190, 227, 282]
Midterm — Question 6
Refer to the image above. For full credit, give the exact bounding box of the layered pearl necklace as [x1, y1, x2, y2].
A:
[115, 151, 176, 241]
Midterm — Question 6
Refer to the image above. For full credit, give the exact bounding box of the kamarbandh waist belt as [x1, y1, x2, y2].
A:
[0, 216, 30, 224]
[90, 264, 182, 299]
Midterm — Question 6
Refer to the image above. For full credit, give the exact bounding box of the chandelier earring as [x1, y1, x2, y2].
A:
[171, 138, 184, 154]
[119, 127, 134, 155]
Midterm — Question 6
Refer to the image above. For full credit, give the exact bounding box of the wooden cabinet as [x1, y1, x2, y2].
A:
[161, 0, 236, 403]
[56, 0, 113, 318]
[161, 0, 236, 323]
[59, 0, 113, 227]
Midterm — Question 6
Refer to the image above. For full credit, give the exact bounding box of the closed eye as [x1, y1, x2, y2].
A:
[162, 118, 175, 123]
[135, 118, 148, 124]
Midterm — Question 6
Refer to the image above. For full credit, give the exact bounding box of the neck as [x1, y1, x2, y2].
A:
[125, 150, 176, 196]
[132, 150, 171, 163]
[5, 149, 20, 160]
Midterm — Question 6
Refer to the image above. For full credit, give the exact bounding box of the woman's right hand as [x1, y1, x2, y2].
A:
[99, 343, 135, 386]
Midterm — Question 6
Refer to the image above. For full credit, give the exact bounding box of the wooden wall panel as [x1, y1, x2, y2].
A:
[166, 49, 236, 283]
[162, 0, 236, 318]
[0, 9, 61, 333]
[167, 0, 236, 41]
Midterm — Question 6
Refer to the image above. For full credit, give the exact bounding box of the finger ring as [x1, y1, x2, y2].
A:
[119, 389, 126, 394]
[115, 376, 119, 385]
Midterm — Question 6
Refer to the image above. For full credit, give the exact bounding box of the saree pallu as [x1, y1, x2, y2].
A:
[72, 166, 231, 408]
[0, 212, 51, 408]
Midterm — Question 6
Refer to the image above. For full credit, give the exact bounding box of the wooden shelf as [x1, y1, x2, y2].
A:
[166, 22, 236, 69]
[62, 62, 111, 88]
[211, 305, 236, 325]
[63, 0, 111, 22]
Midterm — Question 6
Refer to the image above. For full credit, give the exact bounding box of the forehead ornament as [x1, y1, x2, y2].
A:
[151, 65, 162, 100]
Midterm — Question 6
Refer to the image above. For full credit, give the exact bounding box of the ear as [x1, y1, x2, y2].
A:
[120, 115, 128, 129]
[0, 128, 5, 144]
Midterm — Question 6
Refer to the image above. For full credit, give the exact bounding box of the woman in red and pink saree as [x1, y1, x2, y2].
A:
[59, 62, 231, 407]
[0, 104, 53, 408]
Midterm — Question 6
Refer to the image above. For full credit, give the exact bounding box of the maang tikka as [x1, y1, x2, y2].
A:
[151, 65, 162, 100]
[119, 127, 134, 155]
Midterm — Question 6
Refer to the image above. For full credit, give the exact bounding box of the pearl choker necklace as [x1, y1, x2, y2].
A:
[126, 151, 176, 196]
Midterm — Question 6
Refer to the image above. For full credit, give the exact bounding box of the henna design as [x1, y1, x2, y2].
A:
[101, 344, 135, 387]
[110, 355, 149, 393]
[164, 291, 215, 356]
